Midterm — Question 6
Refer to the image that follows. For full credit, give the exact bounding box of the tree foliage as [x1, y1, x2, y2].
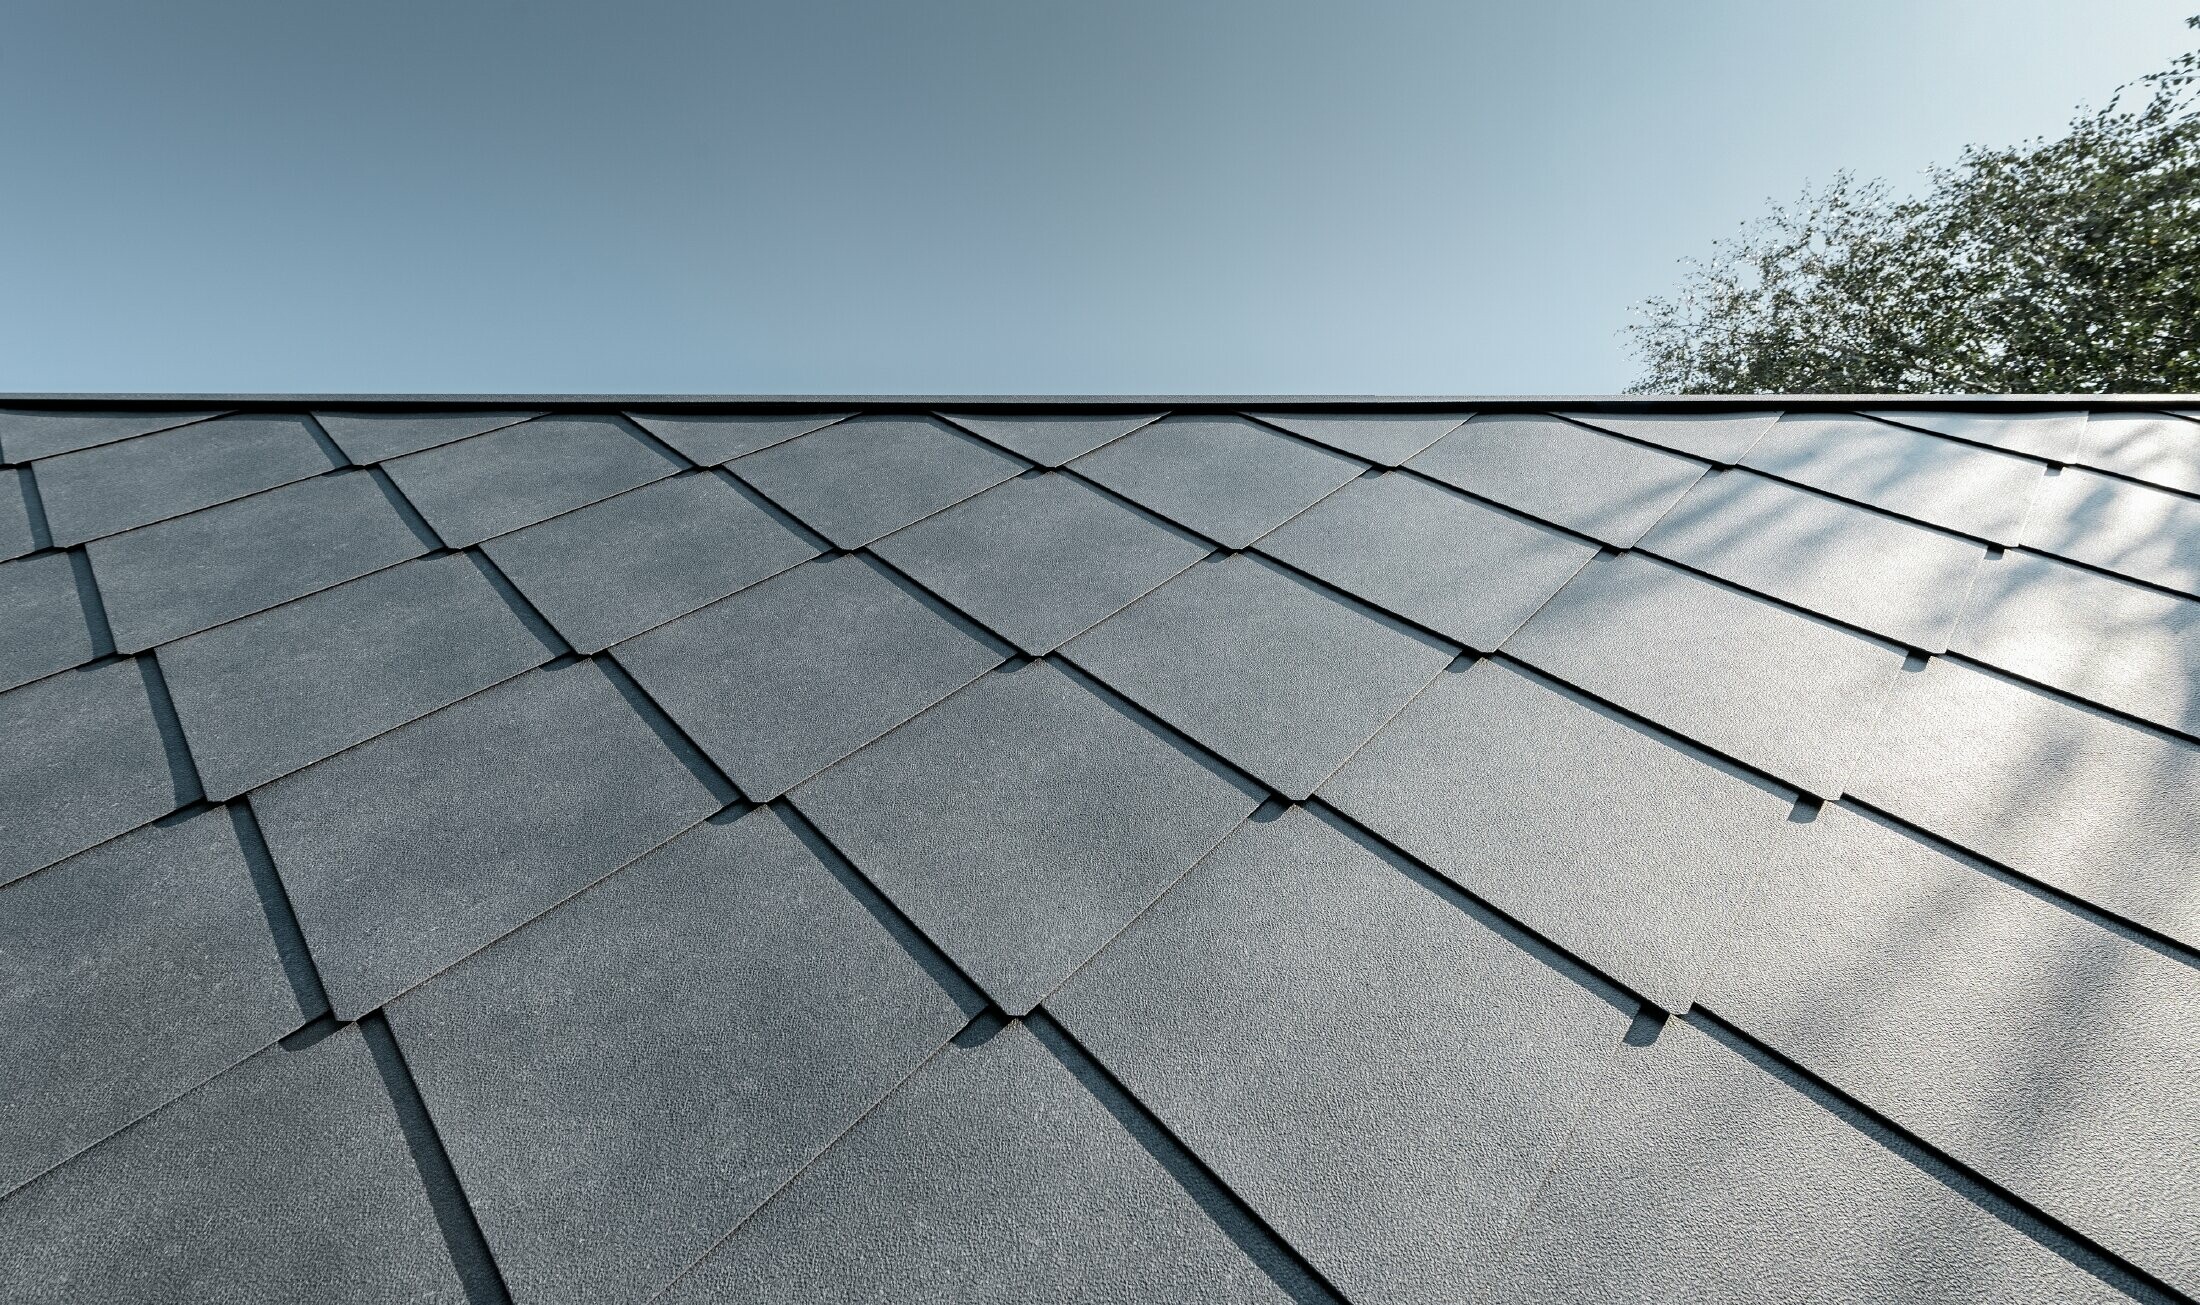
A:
[1628, 19, 2200, 394]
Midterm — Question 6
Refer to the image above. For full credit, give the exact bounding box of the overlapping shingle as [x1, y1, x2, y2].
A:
[1064, 554, 1454, 798]
[1741, 414, 2046, 544]
[1242, 410, 1468, 465]
[1503, 552, 1906, 796]
[1639, 467, 1987, 651]
[1847, 660, 2200, 950]
[938, 410, 1163, 465]
[1407, 414, 1707, 546]
[1051, 807, 1628, 1304]
[659, 1019, 1323, 1305]
[86, 471, 436, 653]
[480, 472, 818, 653]
[1320, 660, 1790, 1009]
[1952, 549, 2200, 737]
[0, 1029, 470, 1305]
[871, 472, 1211, 655]
[384, 414, 685, 548]
[0, 659, 186, 887]
[159, 553, 561, 799]
[614, 554, 1005, 800]
[0, 552, 100, 692]
[729, 414, 1024, 548]
[1560, 409, 1779, 464]
[34, 414, 341, 547]
[250, 660, 729, 1017]
[2, 396, 2193, 1302]
[2073, 412, 2200, 494]
[1254, 470, 1595, 651]
[0, 408, 224, 463]
[1485, 1019, 2133, 1305]
[624, 410, 852, 465]
[388, 809, 982, 1305]
[789, 661, 1262, 1015]
[313, 409, 543, 465]
[2023, 466, 2200, 597]
[0, 809, 311, 1197]
[1070, 415, 1364, 548]
[1860, 408, 2089, 462]
[2, 468, 43, 560]
[1703, 803, 2200, 1296]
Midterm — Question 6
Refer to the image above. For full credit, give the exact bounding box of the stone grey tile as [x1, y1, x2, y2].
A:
[0, 809, 309, 1196]
[1069, 415, 1364, 549]
[2072, 412, 2200, 494]
[86, 471, 434, 653]
[313, 409, 542, 464]
[937, 410, 1164, 465]
[1503, 553, 1907, 797]
[789, 662, 1263, 1015]
[728, 414, 1025, 548]
[1703, 804, 2200, 1296]
[1847, 660, 2200, 950]
[1319, 660, 1790, 1009]
[1861, 408, 2089, 462]
[389, 809, 980, 1305]
[2, 468, 39, 560]
[1255, 471, 1596, 651]
[2023, 466, 2200, 597]
[1406, 414, 1707, 546]
[1242, 410, 1468, 465]
[159, 554, 560, 800]
[384, 414, 683, 548]
[614, 555, 1004, 801]
[1954, 550, 2200, 737]
[624, 410, 851, 465]
[1559, 409, 1779, 464]
[871, 473, 1211, 655]
[34, 415, 341, 547]
[0, 552, 98, 693]
[661, 1019, 1319, 1305]
[0, 1029, 470, 1305]
[481, 473, 818, 653]
[249, 660, 727, 1017]
[1741, 414, 2046, 544]
[0, 660, 183, 888]
[1051, 808, 1629, 1303]
[1485, 1019, 2131, 1305]
[0, 408, 224, 463]
[1064, 555, 1453, 799]
[1639, 468, 1987, 652]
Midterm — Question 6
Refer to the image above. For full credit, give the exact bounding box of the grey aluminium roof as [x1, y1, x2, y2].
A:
[1, 396, 2196, 1305]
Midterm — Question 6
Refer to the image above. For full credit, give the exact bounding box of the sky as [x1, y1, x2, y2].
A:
[2, 1, 2193, 396]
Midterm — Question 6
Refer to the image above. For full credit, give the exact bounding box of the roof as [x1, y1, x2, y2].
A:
[0, 398, 2195, 1304]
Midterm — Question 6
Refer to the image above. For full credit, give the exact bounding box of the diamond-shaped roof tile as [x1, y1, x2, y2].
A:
[312, 409, 543, 465]
[382, 414, 685, 548]
[1242, 410, 1469, 465]
[249, 660, 728, 1016]
[1407, 414, 1707, 546]
[1070, 415, 1364, 549]
[1064, 554, 1454, 799]
[789, 661, 1262, 1014]
[729, 414, 1024, 548]
[624, 410, 853, 465]
[871, 472, 1211, 655]
[0, 408, 225, 463]
[938, 410, 1165, 465]
[34, 414, 341, 547]
[388, 808, 981, 1305]
[1742, 414, 2046, 544]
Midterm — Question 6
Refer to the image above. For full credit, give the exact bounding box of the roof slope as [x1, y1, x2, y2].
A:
[1, 399, 2196, 1305]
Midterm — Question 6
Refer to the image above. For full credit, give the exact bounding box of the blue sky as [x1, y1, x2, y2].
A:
[3, 2, 2193, 395]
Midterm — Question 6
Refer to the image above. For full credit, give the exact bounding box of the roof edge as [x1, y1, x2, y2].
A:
[0, 392, 2190, 411]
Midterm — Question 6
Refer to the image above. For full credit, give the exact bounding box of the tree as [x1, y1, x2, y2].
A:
[1627, 18, 2200, 394]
